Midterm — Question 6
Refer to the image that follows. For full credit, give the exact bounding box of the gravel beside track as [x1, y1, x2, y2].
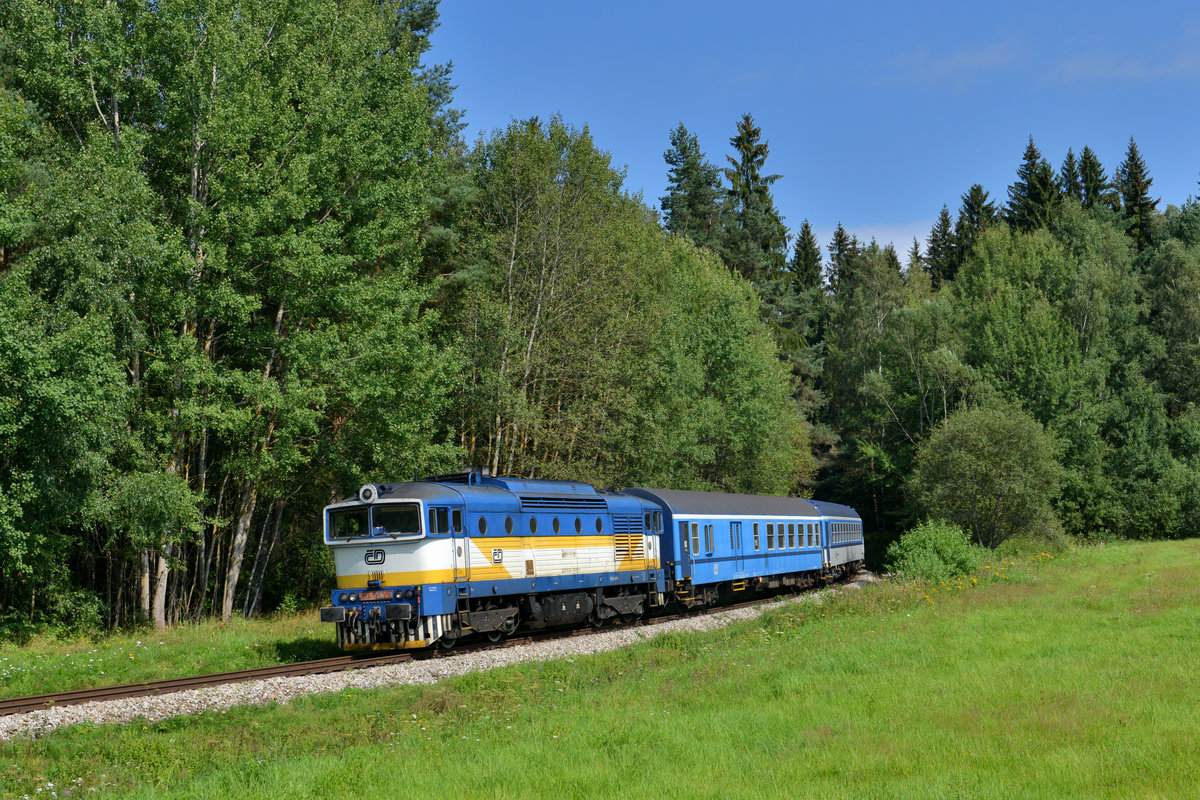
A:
[0, 574, 875, 742]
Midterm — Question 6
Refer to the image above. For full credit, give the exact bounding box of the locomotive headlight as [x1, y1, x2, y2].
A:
[347, 593, 358, 603]
[394, 589, 404, 600]
[404, 589, 414, 600]
[338, 592, 349, 604]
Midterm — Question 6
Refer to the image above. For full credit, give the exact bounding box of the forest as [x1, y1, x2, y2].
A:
[1, 0, 1197, 636]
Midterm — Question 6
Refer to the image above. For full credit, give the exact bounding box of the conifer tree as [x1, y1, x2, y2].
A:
[955, 184, 997, 266]
[1079, 146, 1108, 210]
[718, 113, 787, 282]
[924, 205, 957, 288]
[790, 219, 823, 291]
[1115, 137, 1159, 251]
[660, 123, 722, 248]
[1006, 136, 1059, 232]
[1060, 148, 1083, 202]
[906, 237, 923, 272]
[827, 223, 859, 294]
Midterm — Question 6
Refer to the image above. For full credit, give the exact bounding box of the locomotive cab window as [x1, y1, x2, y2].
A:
[427, 507, 449, 535]
[372, 504, 421, 538]
[452, 509, 463, 533]
[328, 508, 369, 540]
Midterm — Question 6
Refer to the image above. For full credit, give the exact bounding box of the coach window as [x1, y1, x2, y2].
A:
[788, 523, 796, 548]
[505, 516, 513, 534]
[477, 516, 487, 535]
[705, 524, 714, 554]
[691, 522, 700, 555]
[767, 523, 775, 550]
[753, 522, 760, 550]
[680, 521, 689, 554]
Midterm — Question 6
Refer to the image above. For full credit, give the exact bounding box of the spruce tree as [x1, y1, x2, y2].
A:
[719, 113, 787, 282]
[924, 205, 957, 288]
[906, 237, 923, 272]
[1006, 136, 1059, 232]
[1115, 137, 1159, 251]
[790, 219, 823, 291]
[827, 223, 859, 295]
[1079, 146, 1108, 210]
[660, 123, 722, 248]
[956, 184, 997, 267]
[1060, 148, 1083, 202]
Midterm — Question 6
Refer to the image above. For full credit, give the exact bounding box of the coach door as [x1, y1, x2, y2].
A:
[678, 520, 693, 580]
[445, 508, 468, 584]
[731, 521, 745, 574]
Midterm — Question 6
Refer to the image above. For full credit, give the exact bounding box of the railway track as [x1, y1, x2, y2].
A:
[0, 652, 414, 717]
[1, 574, 867, 718]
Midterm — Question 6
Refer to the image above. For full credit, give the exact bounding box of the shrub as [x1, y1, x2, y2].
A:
[885, 519, 983, 582]
[909, 400, 1062, 548]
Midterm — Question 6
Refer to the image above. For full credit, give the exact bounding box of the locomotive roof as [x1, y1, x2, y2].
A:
[624, 487, 820, 518]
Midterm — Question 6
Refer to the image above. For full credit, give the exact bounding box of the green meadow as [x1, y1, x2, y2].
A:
[3, 539, 1197, 799]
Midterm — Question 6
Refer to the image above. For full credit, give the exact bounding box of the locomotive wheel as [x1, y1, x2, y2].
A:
[438, 634, 457, 650]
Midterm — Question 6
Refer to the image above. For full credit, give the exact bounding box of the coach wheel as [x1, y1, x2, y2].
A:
[486, 630, 504, 643]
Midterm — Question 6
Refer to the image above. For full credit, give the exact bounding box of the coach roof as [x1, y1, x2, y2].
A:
[624, 488, 820, 518]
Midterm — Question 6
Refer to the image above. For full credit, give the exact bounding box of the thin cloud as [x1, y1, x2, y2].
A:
[1052, 51, 1200, 83]
[888, 41, 1025, 88]
[1051, 22, 1200, 83]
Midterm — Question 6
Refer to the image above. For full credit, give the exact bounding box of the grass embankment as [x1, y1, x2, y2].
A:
[0, 615, 340, 699]
[3, 540, 1199, 799]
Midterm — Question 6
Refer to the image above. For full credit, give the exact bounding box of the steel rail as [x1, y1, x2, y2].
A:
[0, 652, 412, 716]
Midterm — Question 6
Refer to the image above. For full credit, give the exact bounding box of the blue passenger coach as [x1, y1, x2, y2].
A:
[625, 488, 864, 606]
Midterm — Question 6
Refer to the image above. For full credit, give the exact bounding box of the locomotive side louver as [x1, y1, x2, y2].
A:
[518, 495, 608, 511]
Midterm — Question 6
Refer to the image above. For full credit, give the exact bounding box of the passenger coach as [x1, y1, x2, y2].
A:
[625, 489, 864, 605]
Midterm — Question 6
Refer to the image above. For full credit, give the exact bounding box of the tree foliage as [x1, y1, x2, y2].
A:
[910, 402, 1062, 548]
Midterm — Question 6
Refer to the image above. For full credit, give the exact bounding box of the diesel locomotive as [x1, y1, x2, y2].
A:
[319, 472, 864, 650]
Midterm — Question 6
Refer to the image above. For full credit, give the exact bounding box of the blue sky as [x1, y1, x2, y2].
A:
[433, 1, 1200, 259]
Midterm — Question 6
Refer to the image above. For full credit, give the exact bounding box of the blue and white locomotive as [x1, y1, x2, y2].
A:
[319, 472, 863, 650]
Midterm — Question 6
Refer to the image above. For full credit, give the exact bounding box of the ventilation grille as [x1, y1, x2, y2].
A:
[424, 472, 476, 484]
[612, 515, 643, 536]
[615, 534, 645, 561]
[519, 495, 608, 511]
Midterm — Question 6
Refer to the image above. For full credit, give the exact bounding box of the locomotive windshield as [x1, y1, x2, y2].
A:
[326, 503, 422, 539]
[327, 508, 369, 540]
[371, 503, 421, 537]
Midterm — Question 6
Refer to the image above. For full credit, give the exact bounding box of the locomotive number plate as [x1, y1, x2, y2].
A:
[360, 590, 392, 602]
